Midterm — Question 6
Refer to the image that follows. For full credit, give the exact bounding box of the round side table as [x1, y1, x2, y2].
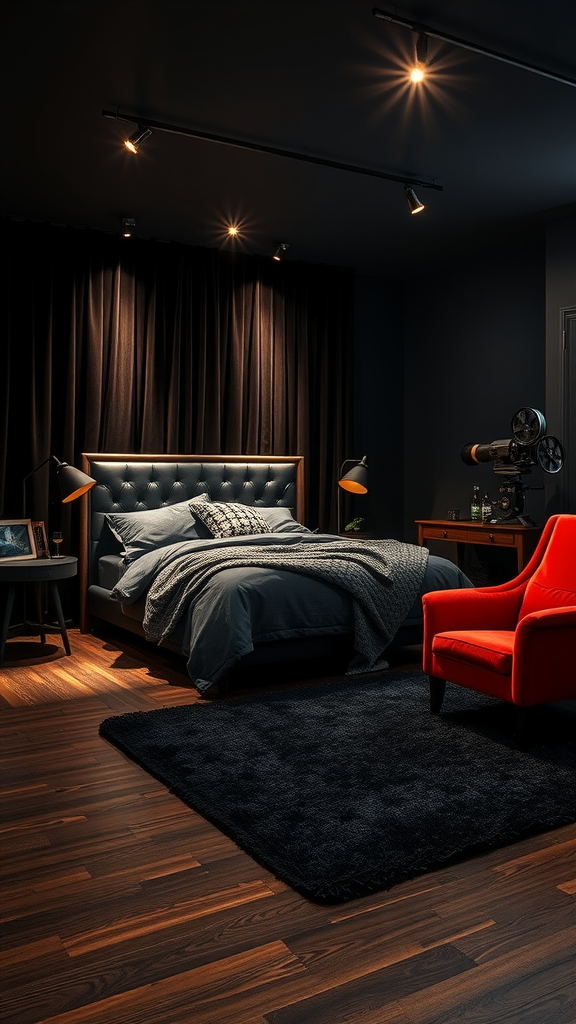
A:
[0, 556, 78, 662]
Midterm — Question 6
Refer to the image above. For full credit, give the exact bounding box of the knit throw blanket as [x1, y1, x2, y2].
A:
[143, 539, 429, 675]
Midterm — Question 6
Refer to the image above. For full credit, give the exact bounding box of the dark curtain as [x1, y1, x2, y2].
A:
[1, 217, 353, 547]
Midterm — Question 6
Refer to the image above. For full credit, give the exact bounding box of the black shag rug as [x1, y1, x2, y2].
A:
[99, 672, 576, 904]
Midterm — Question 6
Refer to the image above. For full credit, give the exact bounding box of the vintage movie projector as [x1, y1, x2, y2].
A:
[461, 407, 564, 525]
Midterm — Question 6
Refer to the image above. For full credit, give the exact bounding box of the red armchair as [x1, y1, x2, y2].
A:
[422, 514, 576, 743]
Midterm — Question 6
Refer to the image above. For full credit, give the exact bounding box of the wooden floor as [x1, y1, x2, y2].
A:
[1, 629, 575, 1024]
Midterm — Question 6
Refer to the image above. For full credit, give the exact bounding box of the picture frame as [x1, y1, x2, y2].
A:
[32, 520, 51, 559]
[0, 519, 38, 561]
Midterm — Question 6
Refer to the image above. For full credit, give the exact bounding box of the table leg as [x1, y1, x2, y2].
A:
[49, 582, 71, 656]
[1, 585, 16, 662]
[34, 583, 47, 644]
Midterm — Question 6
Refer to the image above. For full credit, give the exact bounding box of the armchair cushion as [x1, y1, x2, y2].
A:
[432, 630, 515, 675]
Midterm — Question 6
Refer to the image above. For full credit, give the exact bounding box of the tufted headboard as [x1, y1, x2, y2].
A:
[79, 453, 305, 631]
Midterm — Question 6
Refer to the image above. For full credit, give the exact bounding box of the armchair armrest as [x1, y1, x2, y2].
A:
[517, 605, 576, 632]
[423, 585, 524, 632]
[512, 605, 576, 705]
[423, 586, 524, 675]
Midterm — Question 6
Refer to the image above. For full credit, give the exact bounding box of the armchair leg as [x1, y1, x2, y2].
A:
[429, 677, 446, 715]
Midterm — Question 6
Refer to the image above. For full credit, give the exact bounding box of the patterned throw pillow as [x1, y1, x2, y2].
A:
[190, 501, 271, 539]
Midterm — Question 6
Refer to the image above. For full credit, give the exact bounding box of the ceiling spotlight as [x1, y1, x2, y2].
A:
[273, 243, 290, 261]
[404, 186, 425, 214]
[124, 125, 152, 153]
[410, 32, 427, 82]
[122, 217, 135, 237]
[416, 32, 428, 63]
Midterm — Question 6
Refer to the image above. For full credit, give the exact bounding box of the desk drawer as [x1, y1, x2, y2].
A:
[467, 530, 515, 547]
[423, 526, 469, 542]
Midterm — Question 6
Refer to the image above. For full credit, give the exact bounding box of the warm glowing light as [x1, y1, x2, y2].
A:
[123, 127, 152, 154]
[410, 66, 425, 83]
[210, 213, 253, 251]
[404, 187, 425, 214]
[339, 480, 367, 494]
[273, 243, 290, 261]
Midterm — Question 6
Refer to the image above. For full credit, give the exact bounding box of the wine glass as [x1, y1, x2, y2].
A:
[52, 531, 64, 557]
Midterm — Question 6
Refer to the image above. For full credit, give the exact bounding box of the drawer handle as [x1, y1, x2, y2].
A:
[489, 534, 494, 542]
[442, 530, 448, 538]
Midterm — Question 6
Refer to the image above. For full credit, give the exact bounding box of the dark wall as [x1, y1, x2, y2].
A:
[545, 214, 576, 515]
[402, 236, 546, 543]
[352, 274, 404, 539]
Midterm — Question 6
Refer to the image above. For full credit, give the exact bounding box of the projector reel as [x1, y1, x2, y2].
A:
[536, 435, 564, 474]
[511, 407, 547, 445]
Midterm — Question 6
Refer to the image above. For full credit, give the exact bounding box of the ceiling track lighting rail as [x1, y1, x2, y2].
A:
[372, 7, 576, 89]
[102, 108, 443, 192]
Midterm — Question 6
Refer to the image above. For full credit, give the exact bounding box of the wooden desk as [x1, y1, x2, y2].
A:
[415, 519, 542, 574]
[0, 556, 77, 661]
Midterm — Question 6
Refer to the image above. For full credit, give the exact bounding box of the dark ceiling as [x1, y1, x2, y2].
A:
[3, 0, 575, 277]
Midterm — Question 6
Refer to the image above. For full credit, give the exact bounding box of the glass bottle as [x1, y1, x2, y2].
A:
[481, 491, 492, 522]
[470, 485, 482, 522]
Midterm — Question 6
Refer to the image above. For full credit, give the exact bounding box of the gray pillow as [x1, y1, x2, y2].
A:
[106, 496, 208, 563]
[190, 501, 271, 539]
[258, 507, 311, 534]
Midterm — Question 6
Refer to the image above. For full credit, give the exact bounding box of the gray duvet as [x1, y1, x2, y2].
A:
[111, 533, 472, 693]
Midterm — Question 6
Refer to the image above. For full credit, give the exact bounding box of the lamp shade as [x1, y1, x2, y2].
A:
[55, 461, 96, 503]
[404, 186, 425, 214]
[338, 456, 368, 494]
[22, 455, 96, 517]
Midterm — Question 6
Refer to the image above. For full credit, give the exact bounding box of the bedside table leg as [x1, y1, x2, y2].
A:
[33, 582, 47, 644]
[49, 582, 71, 656]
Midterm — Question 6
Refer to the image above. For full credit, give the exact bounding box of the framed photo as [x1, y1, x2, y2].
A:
[32, 521, 51, 559]
[0, 519, 38, 561]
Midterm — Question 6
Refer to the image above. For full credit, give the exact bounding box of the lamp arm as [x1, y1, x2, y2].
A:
[23, 457, 51, 517]
[22, 456, 54, 485]
[338, 458, 357, 479]
[337, 460, 357, 534]
[22, 455, 65, 516]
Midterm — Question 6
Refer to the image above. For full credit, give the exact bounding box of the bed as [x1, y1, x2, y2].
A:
[79, 453, 473, 693]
